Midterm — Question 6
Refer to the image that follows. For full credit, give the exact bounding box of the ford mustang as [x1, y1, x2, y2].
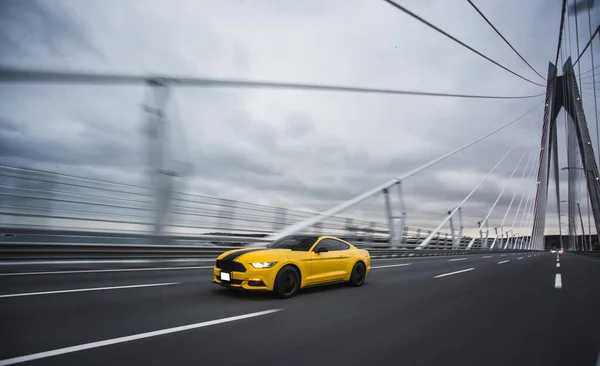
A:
[213, 235, 371, 298]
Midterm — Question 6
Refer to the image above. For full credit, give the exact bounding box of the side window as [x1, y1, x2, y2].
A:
[335, 240, 350, 250]
[314, 239, 339, 252]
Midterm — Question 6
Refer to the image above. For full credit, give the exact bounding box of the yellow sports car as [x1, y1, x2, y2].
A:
[213, 235, 371, 298]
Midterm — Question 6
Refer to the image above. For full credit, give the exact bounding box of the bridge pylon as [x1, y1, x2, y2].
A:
[531, 58, 600, 250]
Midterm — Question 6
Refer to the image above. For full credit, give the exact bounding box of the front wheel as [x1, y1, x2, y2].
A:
[349, 262, 366, 287]
[273, 266, 300, 299]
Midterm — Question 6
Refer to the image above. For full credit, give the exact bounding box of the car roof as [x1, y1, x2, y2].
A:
[282, 234, 348, 241]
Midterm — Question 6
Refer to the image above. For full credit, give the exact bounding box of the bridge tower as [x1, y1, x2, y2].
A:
[143, 79, 192, 242]
[531, 58, 600, 250]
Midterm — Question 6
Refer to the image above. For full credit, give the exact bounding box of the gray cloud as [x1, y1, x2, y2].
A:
[0, 0, 101, 65]
[0, 0, 598, 237]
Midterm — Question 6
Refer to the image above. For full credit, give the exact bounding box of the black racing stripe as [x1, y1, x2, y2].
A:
[222, 249, 264, 261]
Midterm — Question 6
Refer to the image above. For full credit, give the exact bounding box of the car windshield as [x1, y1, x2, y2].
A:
[267, 235, 318, 251]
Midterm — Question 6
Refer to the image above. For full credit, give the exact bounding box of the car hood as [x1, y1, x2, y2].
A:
[218, 248, 297, 262]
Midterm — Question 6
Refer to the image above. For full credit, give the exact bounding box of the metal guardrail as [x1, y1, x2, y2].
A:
[0, 241, 536, 261]
[0, 226, 498, 252]
[0, 165, 539, 251]
[0, 165, 486, 249]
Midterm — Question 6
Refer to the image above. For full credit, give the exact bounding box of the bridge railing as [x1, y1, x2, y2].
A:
[0, 240, 532, 263]
[0, 165, 476, 248]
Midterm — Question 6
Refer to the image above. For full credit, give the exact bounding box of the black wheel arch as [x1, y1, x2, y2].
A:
[354, 259, 367, 269]
[279, 263, 302, 288]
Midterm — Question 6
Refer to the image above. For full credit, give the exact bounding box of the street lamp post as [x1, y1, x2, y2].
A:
[559, 218, 570, 251]
[560, 200, 588, 251]
[562, 167, 597, 250]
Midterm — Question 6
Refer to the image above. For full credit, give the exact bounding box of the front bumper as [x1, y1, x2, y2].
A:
[213, 265, 277, 291]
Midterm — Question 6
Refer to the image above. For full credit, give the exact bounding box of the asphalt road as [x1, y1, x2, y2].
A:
[0, 252, 598, 366]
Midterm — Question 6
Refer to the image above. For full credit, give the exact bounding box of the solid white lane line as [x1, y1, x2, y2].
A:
[517, 257, 524, 260]
[0, 259, 216, 266]
[0, 266, 213, 277]
[557, 263, 560, 268]
[371, 255, 473, 262]
[482, 256, 493, 258]
[0, 309, 282, 366]
[448, 258, 468, 262]
[555, 273, 562, 289]
[371, 257, 415, 262]
[0, 282, 179, 299]
[497, 260, 510, 264]
[371, 263, 412, 269]
[433, 268, 475, 278]
[500, 255, 506, 257]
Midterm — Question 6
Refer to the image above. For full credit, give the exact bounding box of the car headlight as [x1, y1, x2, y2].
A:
[251, 262, 277, 269]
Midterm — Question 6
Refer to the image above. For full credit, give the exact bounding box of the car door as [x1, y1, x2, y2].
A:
[305, 238, 348, 285]
[333, 239, 353, 278]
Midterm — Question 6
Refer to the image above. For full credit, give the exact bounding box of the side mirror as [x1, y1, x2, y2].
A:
[315, 247, 328, 254]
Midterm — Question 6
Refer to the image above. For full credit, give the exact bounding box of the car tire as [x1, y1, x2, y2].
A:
[349, 261, 366, 287]
[273, 265, 300, 299]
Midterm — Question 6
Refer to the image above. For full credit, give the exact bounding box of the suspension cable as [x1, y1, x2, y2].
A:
[466, 0, 545, 80]
[509, 155, 537, 240]
[524, 193, 538, 249]
[555, 0, 568, 66]
[481, 145, 531, 249]
[514, 182, 536, 248]
[574, 0, 583, 88]
[0, 67, 545, 100]
[266, 101, 544, 241]
[574, 25, 600, 66]
[527, 186, 540, 249]
[480, 145, 531, 227]
[499, 151, 535, 232]
[559, 37, 570, 247]
[381, 0, 545, 87]
[508, 149, 535, 247]
[517, 171, 539, 249]
[587, 0, 600, 179]
[519, 192, 535, 249]
[580, 72, 600, 80]
[580, 64, 600, 76]
[417, 130, 528, 248]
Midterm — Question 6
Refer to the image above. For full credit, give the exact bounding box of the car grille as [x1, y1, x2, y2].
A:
[215, 275, 243, 285]
[216, 260, 246, 273]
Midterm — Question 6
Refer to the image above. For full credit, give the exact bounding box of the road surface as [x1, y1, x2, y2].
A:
[0, 252, 598, 366]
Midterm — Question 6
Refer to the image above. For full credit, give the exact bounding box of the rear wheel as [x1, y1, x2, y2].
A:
[349, 262, 366, 287]
[273, 266, 300, 299]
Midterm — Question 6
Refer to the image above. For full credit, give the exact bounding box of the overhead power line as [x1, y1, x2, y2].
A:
[0, 67, 545, 100]
[381, 0, 546, 87]
[574, 24, 600, 66]
[466, 0, 546, 81]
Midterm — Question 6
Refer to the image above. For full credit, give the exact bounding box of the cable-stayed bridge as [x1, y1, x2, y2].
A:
[1, 1, 600, 365]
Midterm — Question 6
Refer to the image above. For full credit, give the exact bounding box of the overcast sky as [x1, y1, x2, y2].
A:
[0, 0, 599, 237]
